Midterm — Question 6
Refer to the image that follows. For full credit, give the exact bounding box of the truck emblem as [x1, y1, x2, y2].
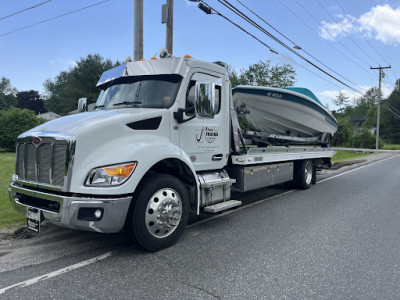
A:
[205, 127, 218, 143]
[32, 137, 41, 146]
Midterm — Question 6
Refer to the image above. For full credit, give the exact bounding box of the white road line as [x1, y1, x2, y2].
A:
[0, 252, 113, 295]
[317, 154, 399, 184]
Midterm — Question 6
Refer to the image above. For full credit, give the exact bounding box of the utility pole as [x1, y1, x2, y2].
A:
[371, 65, 391, 149]
[166, 0, 173, 55]
[134, 0, 143, 61]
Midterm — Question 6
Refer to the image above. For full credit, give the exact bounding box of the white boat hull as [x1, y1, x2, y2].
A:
[233, 86, 338, 140]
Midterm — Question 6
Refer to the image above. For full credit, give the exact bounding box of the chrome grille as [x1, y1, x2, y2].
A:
[53, 144, 67, 186]
[16, 139, 69, 187]
[25, 144, 37, 182]
[38, 143, 52, 184]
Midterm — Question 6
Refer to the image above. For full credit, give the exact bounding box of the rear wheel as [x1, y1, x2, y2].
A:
[126, 174, 190, 252]
[294, 160, 313, 190]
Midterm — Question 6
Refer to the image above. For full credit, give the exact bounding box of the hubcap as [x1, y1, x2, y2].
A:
[304, 161, 313, 185]
[145, 188, 182, 238]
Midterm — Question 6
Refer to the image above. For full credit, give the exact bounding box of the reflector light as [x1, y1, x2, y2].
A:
[150, 57, 157, 60]
[104, 163, 137, 177]
[184, 54, 192, 59]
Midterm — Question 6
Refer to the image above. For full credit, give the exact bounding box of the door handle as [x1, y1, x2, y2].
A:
[212, 154, 223, 161]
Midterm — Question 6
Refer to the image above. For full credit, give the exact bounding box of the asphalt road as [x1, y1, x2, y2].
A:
[1, 152, 399, 299]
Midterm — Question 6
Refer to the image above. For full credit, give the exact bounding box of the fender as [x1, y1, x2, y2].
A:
[70, 135, 200, 205]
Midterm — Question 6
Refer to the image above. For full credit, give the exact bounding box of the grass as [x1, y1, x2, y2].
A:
[0, 151, 25, 228]
[382, 144, 400, 150]
[331, 149, 375, 163]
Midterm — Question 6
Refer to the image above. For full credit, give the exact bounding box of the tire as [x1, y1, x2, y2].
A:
[294, 160, 313, 190]
[126, 174, 190, 252]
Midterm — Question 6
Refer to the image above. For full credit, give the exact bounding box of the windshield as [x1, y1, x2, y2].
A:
[95, 74, 182, 109]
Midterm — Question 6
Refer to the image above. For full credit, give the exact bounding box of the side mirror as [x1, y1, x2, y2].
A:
[78, 98, 88, 113]
[195, 81, 215, 118]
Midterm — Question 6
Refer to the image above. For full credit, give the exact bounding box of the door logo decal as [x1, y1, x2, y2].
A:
[196, 127, 218, 143]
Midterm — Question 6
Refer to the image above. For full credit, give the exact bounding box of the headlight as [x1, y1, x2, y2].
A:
[85, 162, 137, 187]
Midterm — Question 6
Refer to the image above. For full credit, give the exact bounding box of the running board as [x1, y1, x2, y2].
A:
[204, 200, 242, 213]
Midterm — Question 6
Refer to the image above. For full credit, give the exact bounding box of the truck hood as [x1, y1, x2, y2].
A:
[28, 108, 166, 136]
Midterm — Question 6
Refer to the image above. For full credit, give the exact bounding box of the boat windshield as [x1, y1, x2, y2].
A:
[95, 74, 182, 109]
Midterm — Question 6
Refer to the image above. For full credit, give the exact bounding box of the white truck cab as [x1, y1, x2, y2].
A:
[9, 55, 334, 251]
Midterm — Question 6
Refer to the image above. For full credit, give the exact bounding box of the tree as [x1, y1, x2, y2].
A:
[0, 108, 45, 151]
[17, 90, 46, 114]
[381, 81, 400, 143]
[332, 117, 353, 146]
[238, 60, 296, 87]
[394, 79, 400, 92]
[214, 60, 296, 88]
[333, 91, 350, 112]
[0, 77, 18, 110]
[213, 61, 240, 87]
[44, 54, 119, 115]
[0, 77, 17, 95]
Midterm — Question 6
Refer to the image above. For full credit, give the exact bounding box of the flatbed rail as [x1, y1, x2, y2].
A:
[231, 146, 335, 165]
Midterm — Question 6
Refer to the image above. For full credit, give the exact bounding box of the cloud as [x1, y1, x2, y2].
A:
[359, 4, 400, 45]
[320, 15, 356, 40]
[49, 59, 77, 68]
[319, 4, 400, 45]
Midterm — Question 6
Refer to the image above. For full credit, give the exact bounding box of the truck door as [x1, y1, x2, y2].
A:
[179, 72, 229, 171]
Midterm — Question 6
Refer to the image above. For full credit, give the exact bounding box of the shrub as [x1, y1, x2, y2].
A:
[349, 131, 383, 149]
[0, 108, 44, 151]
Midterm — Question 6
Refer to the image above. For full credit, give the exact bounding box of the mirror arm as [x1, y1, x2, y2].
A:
[174, 107, 196, 124]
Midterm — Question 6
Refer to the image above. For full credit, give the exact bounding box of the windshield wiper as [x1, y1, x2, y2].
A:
[113, 101, 142, 107]
[94, 105, 105, 109]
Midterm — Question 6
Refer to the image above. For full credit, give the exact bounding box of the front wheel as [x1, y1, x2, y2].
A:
[126, 174, 190, 252]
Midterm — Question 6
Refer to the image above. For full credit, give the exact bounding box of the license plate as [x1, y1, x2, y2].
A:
[27, 207, 41, 233]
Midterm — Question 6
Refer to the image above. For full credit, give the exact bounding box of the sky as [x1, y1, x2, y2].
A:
[1, 0, 399, 109]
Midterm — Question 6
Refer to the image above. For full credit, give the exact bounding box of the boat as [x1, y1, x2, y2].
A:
[232, 85, 338, 146]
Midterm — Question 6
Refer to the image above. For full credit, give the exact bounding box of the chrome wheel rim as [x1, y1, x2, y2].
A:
[304, 161, 313, 185]
[145, 188, 182, 238]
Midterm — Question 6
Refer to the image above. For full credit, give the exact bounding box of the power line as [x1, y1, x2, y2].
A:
[275, 0, 377, 82]
[197, 2, 278, 54]
[382, 103, 400, 119]
[335, 0, 399, 82]
[316, 0, 395, 87]
[280, 52, 346, 92]
[234, 0, 367, 93]
[315, 0, 379, 67]
[0, 0, 53, 21]
[292, 0, 372, 72]
[0, 0, 110, 37]
[234, 0, 298, 48]
[207, 1, 350, 95]
[210, 0, 362, 94]
[384, 101, 400, 115]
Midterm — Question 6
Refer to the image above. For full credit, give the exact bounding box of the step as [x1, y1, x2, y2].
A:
[204, 200, 242, 213]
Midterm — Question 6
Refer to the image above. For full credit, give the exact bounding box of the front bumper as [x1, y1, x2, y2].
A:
[9, 182, 132, 233]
